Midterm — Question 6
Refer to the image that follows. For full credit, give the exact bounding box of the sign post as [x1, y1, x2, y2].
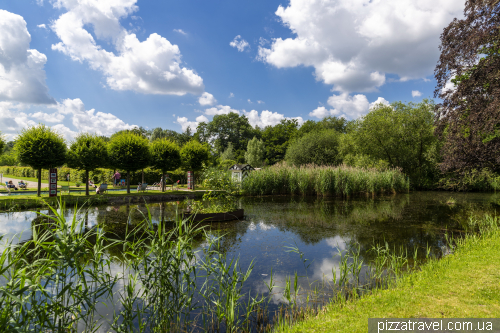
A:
[49, 168, 58, 197]
[187, 171, 194, 190]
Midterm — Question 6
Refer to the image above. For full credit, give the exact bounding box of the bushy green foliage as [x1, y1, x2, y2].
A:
[352, 100, 439, 188]
[0, 133, 5, 157]
[15, 125, 67, 195]
[245, 137, 265, 167]
[261, 119, 299, 165]
[67, 133, 109, 195]
[180, 140, 211, 172]
[108, 132, 150, 193]
[149, 139, 181, 191]
[285, 130, 342, 167]
[242, 163, 409, 196]
[219, 142, 235, 161]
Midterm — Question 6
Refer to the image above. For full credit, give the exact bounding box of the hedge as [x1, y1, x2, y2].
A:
[0, 166, 188, 185]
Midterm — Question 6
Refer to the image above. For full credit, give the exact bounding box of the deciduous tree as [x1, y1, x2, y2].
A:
[67, 133, 108, 195]
[180, 140, 211, 190]
[434, 0, 500, 173]
[245, 137, 265, 167]
[149, 139, 181, 191]
[108, 132, 150, 194]
[285, 130, 342, 167]
[15, 125, 67, 196]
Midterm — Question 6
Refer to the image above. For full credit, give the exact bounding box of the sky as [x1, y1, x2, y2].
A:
[0, 0, 465, 141]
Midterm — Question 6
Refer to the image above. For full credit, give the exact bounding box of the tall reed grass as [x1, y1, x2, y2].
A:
[242, 163, 409, 196]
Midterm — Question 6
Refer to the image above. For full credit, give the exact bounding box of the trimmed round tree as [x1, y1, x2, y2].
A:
[108, 132, 150, 194]
[15, 124, 67, 196]
[149, 139, 181, 192]
[180, 140, 211, 190]
[67, 133, 109, 196]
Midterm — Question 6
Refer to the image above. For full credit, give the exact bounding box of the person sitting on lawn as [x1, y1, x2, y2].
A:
[18, 180, 26, 189]
[7, 180, 18, 190]
[88, 180, 97, 188]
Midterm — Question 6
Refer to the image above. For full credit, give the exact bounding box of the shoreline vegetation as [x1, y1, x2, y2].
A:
[283, 218, 500, 333]
[242, 164, 409, 196]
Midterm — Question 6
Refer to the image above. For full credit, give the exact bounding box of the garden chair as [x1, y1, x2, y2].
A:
[2, 182, 11, 195]
[98, 184, 108, 194]
[18, 182, 28, 190]
[60, 185, 70, 195]
[137, 183, 148, 193]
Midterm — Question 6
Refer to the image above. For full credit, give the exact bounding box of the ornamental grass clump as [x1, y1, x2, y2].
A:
[242, 163, 409, 196]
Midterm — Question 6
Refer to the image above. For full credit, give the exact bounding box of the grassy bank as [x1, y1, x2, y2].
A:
[242, 164, 409, 196]
[283, 220, 500, 333]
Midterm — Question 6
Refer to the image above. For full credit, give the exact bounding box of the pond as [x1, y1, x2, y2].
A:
[0, 191, 498, 331]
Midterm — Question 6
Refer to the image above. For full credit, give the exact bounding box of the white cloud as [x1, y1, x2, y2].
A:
[36, 0, 44, 5]
[50, 0, 204, 96]
[412, 90, 422, 97]
[29, 111, 65, 123]
[228, 92, 234, 98]
[173, 29, 187, 35]
[230, 35, 250, 52]
[247, 99, 252, 104]
[0, 10, 55, 104]
[257, 100, 264, 104]
[258, 0, 463, 93]
[243, 110, 304, 128]
[198, 92, 217, 106]
[309, 94, 389, 119]
[37, 24, 47, 29]
[176, 115, 208, 132]
[204, 105, 240, 116]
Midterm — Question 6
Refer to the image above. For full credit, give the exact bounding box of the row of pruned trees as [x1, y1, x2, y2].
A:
[13, 124, 211, 196]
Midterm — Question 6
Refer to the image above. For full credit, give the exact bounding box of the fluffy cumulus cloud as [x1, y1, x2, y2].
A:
[50, 0, 204, 95]
[198, 92, 217, 106]
[412, 90, 422, 97]
[258, 0, 464, 93]
[230, 35, 250, 52]
[0, 10, 55, 104]
[310, 94, 389, 119]
[0, 98, 136, 141]
[243, 110, 303, 128]
[176, 115, 208, 131]
[204, 105, 240, 116]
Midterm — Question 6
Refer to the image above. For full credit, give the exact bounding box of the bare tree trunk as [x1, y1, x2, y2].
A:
[37, 168, 41, 197]
[126, 172, 130, 194]
[161, 170, 165, 192]
[85, 170, 90, 196]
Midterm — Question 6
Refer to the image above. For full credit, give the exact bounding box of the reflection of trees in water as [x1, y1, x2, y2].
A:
[240, 193, 500, 261]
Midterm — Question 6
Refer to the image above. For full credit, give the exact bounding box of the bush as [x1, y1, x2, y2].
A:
[285, 130, 342, 167]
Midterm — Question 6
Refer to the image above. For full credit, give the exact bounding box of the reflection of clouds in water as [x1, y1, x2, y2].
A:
[248, 221, 276, 231]
[325, 236, 349, 252]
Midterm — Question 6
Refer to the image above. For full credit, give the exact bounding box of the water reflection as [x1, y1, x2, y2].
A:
[0, 191, 499, 331]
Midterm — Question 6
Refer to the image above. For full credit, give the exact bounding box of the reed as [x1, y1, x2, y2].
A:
[242, 163, 409, 197]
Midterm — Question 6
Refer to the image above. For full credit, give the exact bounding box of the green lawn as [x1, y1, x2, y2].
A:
[284, 228, 500, 333]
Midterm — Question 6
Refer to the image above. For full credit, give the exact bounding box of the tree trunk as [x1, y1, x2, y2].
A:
[85, 170, 90, 196]
[161, 169, 165, 192]
[37, 168, 41, 197]
[126, 171, 130, 194]
[142, 169, 144, 184]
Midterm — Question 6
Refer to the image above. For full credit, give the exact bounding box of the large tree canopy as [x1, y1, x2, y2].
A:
[196, 113, 256, 162]
[435, 0, 500, 173]
[149, 139, 181, 191]
[285, 130, 342, 167]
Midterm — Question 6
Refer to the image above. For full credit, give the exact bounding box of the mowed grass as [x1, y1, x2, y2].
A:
[284, 228, 500, 333]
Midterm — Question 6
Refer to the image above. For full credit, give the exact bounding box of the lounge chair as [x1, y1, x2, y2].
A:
[18, 182, 28, 190]
[2, 182, 11, 194]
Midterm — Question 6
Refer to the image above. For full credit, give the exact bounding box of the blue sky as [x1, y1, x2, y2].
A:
[0, 0, 464, 141]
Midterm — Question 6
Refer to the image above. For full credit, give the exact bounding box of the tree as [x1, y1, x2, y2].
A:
[196, 113, 256, 162]
[285, 130, 342, 166]
[434, 0, 500, 173]
[149, 139, 181, 191]
[245, 137, 265, 167]
[67, 133, 108, 195]
[220, 142, 235, 162]
[15, 124, 67, 196]
[261, 119, 299, 165]
[297, 116, 350, 138]
[353, 100, 439, 187]
[108, 132, 150, 194]
[180, 140, 211, 190]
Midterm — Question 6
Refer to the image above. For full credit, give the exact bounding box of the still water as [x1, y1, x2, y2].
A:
[0, 191, 498, 330]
